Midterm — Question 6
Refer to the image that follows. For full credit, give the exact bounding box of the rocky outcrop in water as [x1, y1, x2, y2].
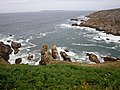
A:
[15, 58, 22, 64]
[51, 44, 60, 60]
[79, 8, 120, 36]
[11, 41, 21, 54]
[71, 23, 79, 26]
[60, 51, 71, 62]
[103, 56, 120, 62]
[70, 18, 78, 21]
[86, 53, 100, 63]
[27, 54, 33, 60]
[0, 42, 12, 61]
[39, 44, 53, 65]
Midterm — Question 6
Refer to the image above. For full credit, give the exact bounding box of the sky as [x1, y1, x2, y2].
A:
[0, 0, 120, 13]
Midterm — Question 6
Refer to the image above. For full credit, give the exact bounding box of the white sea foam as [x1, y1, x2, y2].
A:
[93, 32, 120, 43]
[72, 43, 96, 47]
[0, 34, 40, 65]
[60, 23, 120, 44]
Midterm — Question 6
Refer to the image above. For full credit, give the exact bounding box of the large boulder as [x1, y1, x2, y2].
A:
[51, 44, 60, 60]
[11, 41, 21, 54]
[39, 44, 53, 65]
[15, 58, 22, 64]
[0, 42, 12, 61]
[86, 53, 100, 63]
[60, 51, 71, 62]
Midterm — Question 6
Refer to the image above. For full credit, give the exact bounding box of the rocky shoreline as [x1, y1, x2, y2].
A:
[0, 41, 120, 65]
[71, 8, 120, 36]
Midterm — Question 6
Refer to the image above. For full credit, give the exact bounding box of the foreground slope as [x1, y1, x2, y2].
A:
[0, 61, 120, 90]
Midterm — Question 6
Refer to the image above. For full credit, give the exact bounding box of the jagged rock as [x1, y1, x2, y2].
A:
[60, 51, 71, 62]
[27, 54, 33, 60]
[86, 53, 100, 63]
[51, 44, 60, 60]
[103, 57, 118, 62]
[0, 42, 12, 61]
[15, 58, 22, 64]
[70, 18, 78, 21]
[11, 41, 21, 54]
[71, 23, 79, 26]
[39, 44, 53, 65]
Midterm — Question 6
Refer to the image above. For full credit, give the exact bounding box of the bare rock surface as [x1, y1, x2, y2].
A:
[79, 8, 120, 36]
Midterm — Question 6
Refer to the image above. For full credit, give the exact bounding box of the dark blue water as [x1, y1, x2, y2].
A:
[0, 11, 120, 64]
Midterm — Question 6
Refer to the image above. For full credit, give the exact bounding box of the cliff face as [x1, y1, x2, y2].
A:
[81, 8, 120, 36]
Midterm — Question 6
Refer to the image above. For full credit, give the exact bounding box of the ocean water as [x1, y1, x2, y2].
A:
[0, 11, 120, 65]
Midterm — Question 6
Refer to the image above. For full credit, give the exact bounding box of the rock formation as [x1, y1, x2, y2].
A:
[103, 56, 120, 62]
[11, 41, 21, 54]
[86, 53, 100, 63]
[39, 44, 53, 65]
[60, 51, 71, 62]
[79, 8, 120, 36]
[15, 58, 22, 64]
[71, 23, 79, 26]
[0, 42, 12, 61]
[27, 54, 33, 60]
[70, 18, 78, 21]
[51, 44, 60, 60]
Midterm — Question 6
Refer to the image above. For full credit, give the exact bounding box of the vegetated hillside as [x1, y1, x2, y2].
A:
[0, 61, 120, 90]
[81, 8, 120, 35]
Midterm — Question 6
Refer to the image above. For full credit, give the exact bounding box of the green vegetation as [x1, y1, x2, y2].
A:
[0, 63, 120, 90]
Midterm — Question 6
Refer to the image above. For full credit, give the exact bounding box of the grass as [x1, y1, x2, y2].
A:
[0, 61, 120, 90]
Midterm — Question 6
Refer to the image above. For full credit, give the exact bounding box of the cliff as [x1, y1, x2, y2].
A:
[80, 8, 120, 36]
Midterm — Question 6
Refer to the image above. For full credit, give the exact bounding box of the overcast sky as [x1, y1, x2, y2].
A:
[0, 0, 120, 13]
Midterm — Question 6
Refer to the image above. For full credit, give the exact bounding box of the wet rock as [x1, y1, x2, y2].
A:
[11, 41, 21, 54]
[51, 44, 60, 60]
[70, 18, 78, 21]
[0, 42, 13, 61]
[27, 54, 33, 60]
[86, 53, 100, 63]
[103, 57, 117, 62]
[39, 44, 53, 65]
[15, 58, 22, 64]
[71, 23, 79, 26]
[60, 51, 71, 62]
[7, 40, 11, 43]
[81, 20, 84, 22]
[106, 38, 110, 40]
[9, 34, 13, 36]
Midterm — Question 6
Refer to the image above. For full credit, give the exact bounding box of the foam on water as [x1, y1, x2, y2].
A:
[60, 22, 120, 44]
[0, 33, 41, 65]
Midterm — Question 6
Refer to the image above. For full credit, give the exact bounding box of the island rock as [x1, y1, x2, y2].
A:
[86, 53, 100, 63]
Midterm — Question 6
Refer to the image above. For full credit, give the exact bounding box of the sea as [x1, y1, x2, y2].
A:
[0, 11, 120, 65]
